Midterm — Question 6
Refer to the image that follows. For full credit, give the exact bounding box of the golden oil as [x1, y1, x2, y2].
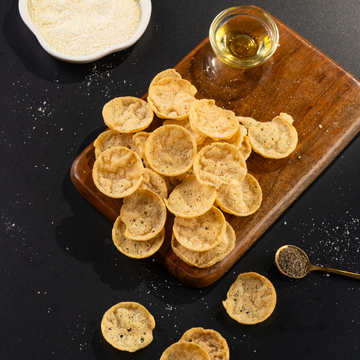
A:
[215, 23, 272, 62]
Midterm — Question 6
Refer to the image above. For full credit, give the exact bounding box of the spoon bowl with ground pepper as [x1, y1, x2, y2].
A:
[275, 245, 360, 280]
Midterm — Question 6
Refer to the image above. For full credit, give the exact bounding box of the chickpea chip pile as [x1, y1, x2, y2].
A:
[92, 69, 298, 265]
[160, 327, 230, 360]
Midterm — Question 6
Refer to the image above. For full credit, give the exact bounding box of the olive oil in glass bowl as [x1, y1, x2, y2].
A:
[209, 6, 279, 69]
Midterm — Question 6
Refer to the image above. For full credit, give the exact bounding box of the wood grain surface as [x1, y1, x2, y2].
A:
[71, 9, 360, 288]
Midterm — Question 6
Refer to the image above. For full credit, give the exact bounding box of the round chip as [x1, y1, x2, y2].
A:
[160, 341, 211, 360]
[112, 216, 165, 259]
[193, 142, 247, 190]
[223, 272, 277, 325]
[120, 188, 167, 240]
[145, 124, 197, 177]
[132, 131, 151, 165]
[92, 146, 144, 198]
[102, 96, 154, 133]
[239, 135, 252, 160]
[164, 118, 206, 146]
[164, 175, 216, 218]
[132, 131, 150, 156]
[202, 123, 247, 149]
[215, 173, 262, 216]
[149, 68, 182, 89]
[189, 99, 239, 140]
[239, 173, 262, 215]
[147, 77, 197, 120]
[238, 113, 298, 159]
[173, 206, 226, 252]
[180, 327, 230, 360]
[94, 129, 140, 159]
[101, 301, 155, 352]
[172, 222, 235, 268]
[232, 123, 248, 148]
[139, 168, 168, 199]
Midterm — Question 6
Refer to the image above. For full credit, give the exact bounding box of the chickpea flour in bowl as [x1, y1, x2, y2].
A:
[18, 0, 152, 63]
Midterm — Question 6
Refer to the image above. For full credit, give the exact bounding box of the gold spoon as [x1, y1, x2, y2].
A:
[275, 245, 360, 280]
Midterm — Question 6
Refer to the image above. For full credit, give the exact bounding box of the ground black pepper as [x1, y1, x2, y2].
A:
[277, 247, 308, 278]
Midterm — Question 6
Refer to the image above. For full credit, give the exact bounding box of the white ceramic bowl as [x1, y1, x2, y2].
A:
[18, 0, 152, 64]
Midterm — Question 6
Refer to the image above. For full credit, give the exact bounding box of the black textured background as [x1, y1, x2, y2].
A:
[1, 1, 359, 359]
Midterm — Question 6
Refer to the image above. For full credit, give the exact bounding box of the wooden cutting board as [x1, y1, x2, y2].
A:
[71, 9, 360, 288]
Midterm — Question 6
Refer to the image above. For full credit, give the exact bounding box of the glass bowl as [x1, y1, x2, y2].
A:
[209, 5, 279, 69]
[18, 0, 152, 64]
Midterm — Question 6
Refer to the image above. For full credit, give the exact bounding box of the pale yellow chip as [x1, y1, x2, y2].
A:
[180, 327, 230, 360]
[173, 206, 226, 252]
[232, 123, 248, 148]
[189, 99, 239, 140]
[162, 171, 190, 194]
[238, 113, 298, 158]
[202, 123, 247, 149]
[147, 77, 197, 120]
[132, 131, 151, 166]
[172, 222, 235, 268]
[223, 272, 277, 325]
[132, 131, 150, 157]
[92, 146, 144, 198]
[193, 142, 247, 190]
[145, 124, 197, 177]
[164, 175, 215, 218]
[112, 216, 165, 259]
[216, 173, 262, 216]
[160, 341, 211, 360]
[102, 96, 154, 133]
[240, 173, 262, 215]
[164, 118, 206, 146]
[139, 168, 168, 199]
[101, 301, 155, 352]
[149, 68, 182, 89]
[120, 188, 167, 240]
[239, 135, 252, 160]
[94, 129, 141, 159]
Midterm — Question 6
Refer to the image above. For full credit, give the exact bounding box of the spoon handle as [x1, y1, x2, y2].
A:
[311, 265, 360, 280]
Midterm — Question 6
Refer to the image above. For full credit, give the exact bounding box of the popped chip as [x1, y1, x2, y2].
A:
[102, 96, 154, 133]
[139, 168, 168, 199]
[160, 341, 211, 360]
[112, 216, 165, 259]
[101, 301, 155, 352]
[223, 272, 277, 325]
[145, 124, 197, 177]
[164, 175, 216, 218]
[92, 146, 144, 198]
[193, 142, 247, 189]
[173, 206, 226, 252]
[149, 68, 182, 89]
[164, 118, 206, 146]
[171, 222, 235, 268]
[215, 173, 262, 216]
[120, 188, 167, 240]
[180, 327, 230, 360]
[189, 99, 239, 140]
[238, 113, 298, 158]
[94, 129, 140, 159]
[148, 77, 197, 120]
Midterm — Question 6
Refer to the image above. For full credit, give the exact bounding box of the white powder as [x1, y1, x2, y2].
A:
[28, 0, 142, 57]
